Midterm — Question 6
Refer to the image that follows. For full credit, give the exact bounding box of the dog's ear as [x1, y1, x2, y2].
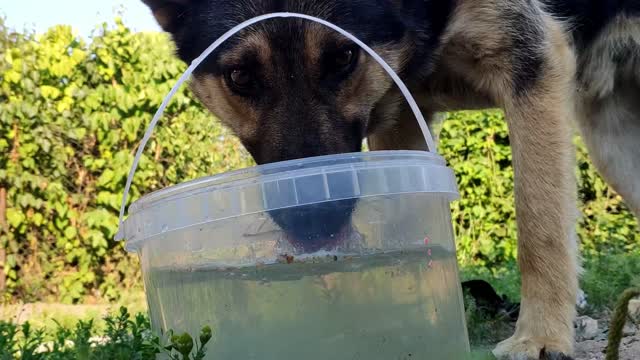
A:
[141, 0, 194, 33]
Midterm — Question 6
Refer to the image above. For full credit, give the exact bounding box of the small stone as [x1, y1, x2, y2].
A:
[595, 332, 608, 341]
[623, 321, 637, 336]
[575, 316, 600, 340]
[629, 299, 640, 324]
[576, 289, 588, 309]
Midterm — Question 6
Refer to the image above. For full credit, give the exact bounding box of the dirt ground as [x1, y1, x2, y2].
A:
[575, 335, 640, 360]
[573, 313, 639, 360]
[469, 312, 638, 359]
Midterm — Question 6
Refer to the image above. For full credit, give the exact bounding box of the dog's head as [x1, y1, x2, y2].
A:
[142, 0, 444, 250]
[141, 0, 426, 163]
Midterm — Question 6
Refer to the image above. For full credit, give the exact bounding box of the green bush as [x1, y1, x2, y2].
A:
[0, 18, 252, 303]
[0, 306, 212, 360]
[440, 111, 639, 269]
[0, 18, 637, 303]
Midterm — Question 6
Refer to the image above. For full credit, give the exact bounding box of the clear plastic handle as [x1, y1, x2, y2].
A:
[115, 12, 437, 241]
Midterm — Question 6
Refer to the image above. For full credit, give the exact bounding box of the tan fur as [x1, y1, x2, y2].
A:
[191, 74, 261, 140]
[367, 105, 431, 151]
[143, 0, 640, 358]
[367, 5, 640, 359]
[192, 33, 271, 141]
[337, 42, 411, 121]
[303, 23, 331, 63]
[575, 16, 640, 218]
[220, 32, 273, 67]
[491, 20, 580, 357]
[193, 25, 413, 149]
[371, 1, 582, 357]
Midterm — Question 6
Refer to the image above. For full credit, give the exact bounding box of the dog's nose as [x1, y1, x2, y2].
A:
[267, 198, 357, 253]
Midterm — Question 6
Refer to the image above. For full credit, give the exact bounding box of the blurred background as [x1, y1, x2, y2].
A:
[4, 1, 160, 36]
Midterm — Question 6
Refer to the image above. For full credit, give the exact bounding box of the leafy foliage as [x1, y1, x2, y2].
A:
[0, 307, 212, 360]
[0, 18, 252, 303]
[580, 251, 640, 311]
[0, 18, 637, 303]
[439, 111, 638, 269]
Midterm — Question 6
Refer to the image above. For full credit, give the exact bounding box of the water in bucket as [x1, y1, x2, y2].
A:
[118, 13, 470, 360]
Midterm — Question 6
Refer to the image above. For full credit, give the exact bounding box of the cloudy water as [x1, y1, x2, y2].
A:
[144, 246, 470, 360]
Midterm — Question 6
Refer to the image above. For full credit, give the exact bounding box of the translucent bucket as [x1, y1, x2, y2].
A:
[117, 12, 470, 360]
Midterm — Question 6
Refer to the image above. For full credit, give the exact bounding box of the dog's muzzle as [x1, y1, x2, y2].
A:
[267, 198, 358, 253]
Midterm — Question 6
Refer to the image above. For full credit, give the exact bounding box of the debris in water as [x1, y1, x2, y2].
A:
[277, 254, 295, 264]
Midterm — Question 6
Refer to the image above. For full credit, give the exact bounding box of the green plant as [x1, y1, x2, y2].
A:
[439, 110, 638, 268]
[463, 290, 513, 348]
[164, 326, 212, 360]
[580, 251, 640, 311]
[0, 17, 252, 302]
[0, 307, 212, 360]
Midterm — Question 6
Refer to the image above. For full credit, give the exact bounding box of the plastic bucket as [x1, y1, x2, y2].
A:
[117, 12, 470, 359]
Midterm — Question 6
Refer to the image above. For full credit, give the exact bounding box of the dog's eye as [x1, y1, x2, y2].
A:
[225, 69, 254, 93]
[335, 49, 355, 68]
[230, 69, 251, 87]
[328, 47, 359, 74]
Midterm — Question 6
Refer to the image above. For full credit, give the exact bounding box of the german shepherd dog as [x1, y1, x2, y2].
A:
[141, 0, 640, 358]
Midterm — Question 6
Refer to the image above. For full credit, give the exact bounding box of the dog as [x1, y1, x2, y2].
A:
[140, 0, 640, 358]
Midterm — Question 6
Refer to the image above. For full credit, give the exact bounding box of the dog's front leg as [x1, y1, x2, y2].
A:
[491, 21, 580, 360]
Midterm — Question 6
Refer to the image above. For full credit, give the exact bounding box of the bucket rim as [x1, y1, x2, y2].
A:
[128, 150, 448, 214]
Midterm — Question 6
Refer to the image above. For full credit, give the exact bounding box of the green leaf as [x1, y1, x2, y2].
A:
[97, 169, 115, 188]
[40, 85, 62, 99]
[64, 227, 78, 240]
[33, 212, 44, 226]
[6, 209, 26, 228]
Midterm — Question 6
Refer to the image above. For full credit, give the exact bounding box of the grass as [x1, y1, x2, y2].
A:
[1, 307, 499, 360]
[580, 252, 640, 313]
[0, 292, 147, 334]
[460, 261, 521, 303]
[460, 250, 640, 312]
[469, 349, 497, 360]
[1, 307, 496, 360]
[0, 307, 212, 360]
[3, 251, 637, 359]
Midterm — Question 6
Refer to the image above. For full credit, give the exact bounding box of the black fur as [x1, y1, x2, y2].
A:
[166, 1, 409, 74]
[144, 0, 453, 79]
[505, 3, 546, 95]
[462, 280, 520, 321]
[542, 0, 640, 48]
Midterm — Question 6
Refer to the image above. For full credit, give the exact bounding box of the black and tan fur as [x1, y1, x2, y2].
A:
[140, 0, 640, 358]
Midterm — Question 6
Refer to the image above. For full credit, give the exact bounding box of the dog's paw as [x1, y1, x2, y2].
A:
[492, 336, 574, 360]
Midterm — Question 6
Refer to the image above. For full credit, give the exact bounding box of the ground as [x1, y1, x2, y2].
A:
[573, 311, 639, 360]
[577, 336, 640, 360]
[2, 298, 638, 359]
[466, 308, 639, 360]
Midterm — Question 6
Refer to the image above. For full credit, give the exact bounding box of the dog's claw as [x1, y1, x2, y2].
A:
[492, 336, 574, 360]
[540, 351, 574, 360]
